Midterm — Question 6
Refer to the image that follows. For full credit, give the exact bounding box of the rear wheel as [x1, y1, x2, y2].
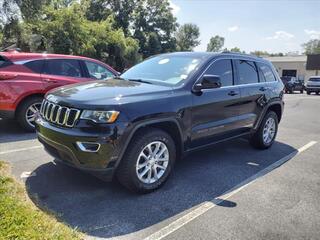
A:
[250, 111, 278, 149]
[116, 128, 176, 193]
[16, 96, 43, 132]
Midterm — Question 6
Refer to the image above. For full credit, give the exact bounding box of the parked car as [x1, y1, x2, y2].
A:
[280, 76, 304, 93]
[0, 50, 118, 131]
[305, 76, 320, 95]
[35, 52, 284, 193]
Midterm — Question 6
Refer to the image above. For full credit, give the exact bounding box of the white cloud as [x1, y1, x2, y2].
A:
[304, 29, 320, 39]
[266, 31, 294, 40]
[169, 1, 180, 15]
[228, 26, 239, 32]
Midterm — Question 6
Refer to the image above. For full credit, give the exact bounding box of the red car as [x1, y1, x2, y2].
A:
[0, 50, 118, 131]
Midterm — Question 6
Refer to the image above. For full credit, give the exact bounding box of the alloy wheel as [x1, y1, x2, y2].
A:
[136, 141, 169, 184]
[263, 117, 276, 144]
[25, 102, 42, 128]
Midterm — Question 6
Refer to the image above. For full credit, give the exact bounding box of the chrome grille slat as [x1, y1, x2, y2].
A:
[40, 100, 80, 127]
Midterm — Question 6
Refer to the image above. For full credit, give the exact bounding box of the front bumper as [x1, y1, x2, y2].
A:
[35, 116, 127, 181]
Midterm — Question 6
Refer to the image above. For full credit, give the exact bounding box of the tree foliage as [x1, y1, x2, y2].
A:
[207, 35, 224, 52]
[303, 39, 320, 54]
[175, 23, 200, 51]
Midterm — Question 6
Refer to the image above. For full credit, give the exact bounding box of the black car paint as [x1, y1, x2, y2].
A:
[35, 52, 284, 181]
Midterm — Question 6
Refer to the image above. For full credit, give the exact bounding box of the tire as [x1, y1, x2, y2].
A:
[300, 90, 303, 94]
[307, 91, 310, 95]
[250, 111, 278, 149]
[116, 128, 176, 193]
[16, 96, 43, 132]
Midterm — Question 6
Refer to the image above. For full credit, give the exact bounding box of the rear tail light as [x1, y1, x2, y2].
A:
[0, 73, 17, 80]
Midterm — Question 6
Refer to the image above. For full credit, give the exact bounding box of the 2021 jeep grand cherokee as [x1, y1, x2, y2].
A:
[35, 52, 284, 193]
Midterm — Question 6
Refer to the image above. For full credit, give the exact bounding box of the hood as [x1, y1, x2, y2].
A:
[46, 79, 174, 108]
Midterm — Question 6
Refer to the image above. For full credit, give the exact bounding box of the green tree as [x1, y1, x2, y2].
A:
[250, 50, 270, 56]
[132, 0, 178, 57]
[302, 39, 320, 54]
[35, 3, 140, 70]
[207, 35, 224, 52]
[86, 0, 136, 35]
[175, 23, 200, 51]
[229, 47, 242, 53]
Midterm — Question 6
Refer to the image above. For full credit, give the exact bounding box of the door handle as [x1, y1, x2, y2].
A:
[259, 87, 268, 91]
[43, 78, 58, 83]
[228, 91, 239, 96]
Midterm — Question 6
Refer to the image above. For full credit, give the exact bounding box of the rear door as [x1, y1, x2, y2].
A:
[42, 59, 85, 90]
[235, 59, 268, 130]
[190, 58, 241, 147]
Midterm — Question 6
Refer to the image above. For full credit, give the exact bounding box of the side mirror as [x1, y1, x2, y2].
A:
[193, 74, 221, 92]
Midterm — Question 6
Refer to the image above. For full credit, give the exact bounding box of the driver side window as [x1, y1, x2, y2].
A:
[84, 61, 115, 80]
[205, 59, 233, 87]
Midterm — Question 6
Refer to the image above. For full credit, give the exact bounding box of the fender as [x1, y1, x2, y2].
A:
[253, 98, 284, 130]
[114, 117, 184, 170]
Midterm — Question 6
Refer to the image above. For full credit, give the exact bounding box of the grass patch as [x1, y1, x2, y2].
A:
[0, 161, 83, 240]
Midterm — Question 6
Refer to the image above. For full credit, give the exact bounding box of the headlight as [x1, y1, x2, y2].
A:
[80, 110, 120, 123]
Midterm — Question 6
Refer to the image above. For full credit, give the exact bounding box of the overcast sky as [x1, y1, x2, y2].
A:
[170, 0, 320, 53]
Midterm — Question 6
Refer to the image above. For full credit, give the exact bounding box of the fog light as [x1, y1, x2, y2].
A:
[76, 142, 100, 153]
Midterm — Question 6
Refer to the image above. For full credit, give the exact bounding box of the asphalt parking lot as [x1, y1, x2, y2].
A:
[0, 93, 319, 240]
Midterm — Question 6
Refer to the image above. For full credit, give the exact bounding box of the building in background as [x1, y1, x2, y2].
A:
[265, 55, 319, 82]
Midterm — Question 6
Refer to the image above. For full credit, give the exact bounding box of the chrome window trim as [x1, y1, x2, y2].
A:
[192, 56, 275, 92]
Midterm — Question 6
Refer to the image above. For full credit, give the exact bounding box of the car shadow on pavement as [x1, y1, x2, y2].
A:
[25, 139, 297, 239]
[0, 120, 36, 143]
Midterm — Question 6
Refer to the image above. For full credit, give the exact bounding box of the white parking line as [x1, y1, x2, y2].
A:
[0, 145, 42, 155]
[144, 140, 317, 240]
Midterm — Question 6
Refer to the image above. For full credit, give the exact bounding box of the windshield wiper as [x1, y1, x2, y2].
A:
[127, 78, 153, 84]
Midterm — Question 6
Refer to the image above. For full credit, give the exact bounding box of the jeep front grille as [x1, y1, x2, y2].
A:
[40, 100, 81, 127]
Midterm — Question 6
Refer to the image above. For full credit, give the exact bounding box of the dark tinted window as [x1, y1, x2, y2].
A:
[24, 60, 45, 73]
[258, 63, 276, 82]
[84, 61, 114, 80]
[44, 59, 82, 77]
[309, 78, 320, 82]
[0, 56, 12, 68]
[237, 60, 259, 84]
[205, 59, 233, 86]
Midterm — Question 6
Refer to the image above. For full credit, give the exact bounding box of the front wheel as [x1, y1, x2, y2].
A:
[116, 128, 176, 193]
[16, 96, 43, 132]
[250, 111, 278, 149]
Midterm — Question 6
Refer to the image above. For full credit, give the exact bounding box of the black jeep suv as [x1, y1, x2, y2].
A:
[35, 52, 284, 193]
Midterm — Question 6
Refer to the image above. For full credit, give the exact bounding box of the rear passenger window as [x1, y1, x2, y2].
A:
[205, 59, 233, 87]
[44, 59, 82, 77]
[236, 60, 259, 84]
[258, 63, 276, 82]
[24, 60, 45, 73]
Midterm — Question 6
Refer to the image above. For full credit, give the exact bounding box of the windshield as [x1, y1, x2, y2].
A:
[121, 55, 203, 85]
[309, 78, 320, 82]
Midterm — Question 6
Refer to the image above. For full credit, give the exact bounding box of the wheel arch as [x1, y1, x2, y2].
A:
[116, 118, 184, 169]
[15, 93, 44, 117]
[254, 100, 283, 130]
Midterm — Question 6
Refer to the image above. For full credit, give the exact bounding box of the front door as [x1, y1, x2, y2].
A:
[190, 59, 241, 148]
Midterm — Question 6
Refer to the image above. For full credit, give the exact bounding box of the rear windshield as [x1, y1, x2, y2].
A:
[309, 78, 320, 82]
[0, 56, 12, 68]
